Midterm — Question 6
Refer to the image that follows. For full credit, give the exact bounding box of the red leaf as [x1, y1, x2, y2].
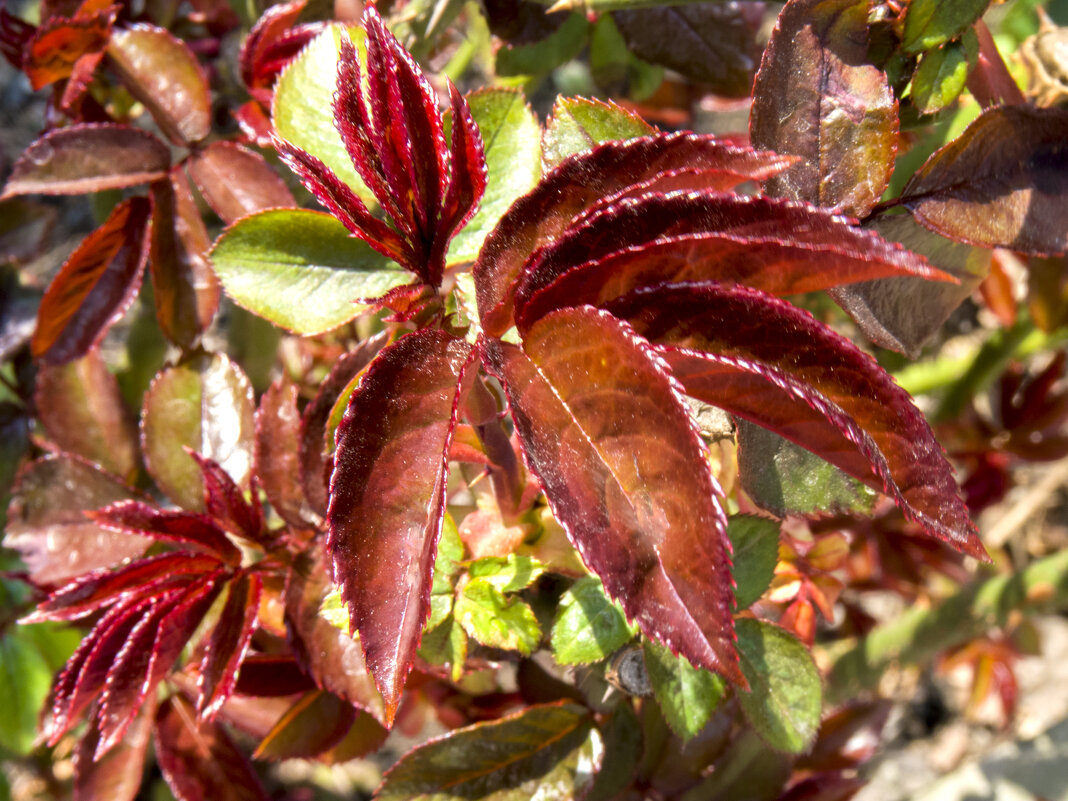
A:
[30, 196, 151, 365]
[197, 572, 262, 718]
[188, 451, 264, 544]
[1, 125, 170, 198]
[326, 330, 475, 721]
[187, 142, 296, 224]
[24, 7, 115, 90]
[255, 377, 313, 527]
[0, 6, 35, 68]
[155, 695, 268, 801]
[73, 696, 154, 801]
[473, 133, 804, 336]
[234, 654, 317, 697]
[484, 306, 742, 684]
[606, 282, 985, 559]
[239, 0, 307, 92]
[89, 500, 242, 564]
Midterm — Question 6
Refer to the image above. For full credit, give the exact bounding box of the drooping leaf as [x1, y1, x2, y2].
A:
[31, 196, 151, 365]
[541, 96, 653, 170]
[198, 573, 262, 718]
[0, 628, 53, 753]
[727, 515, 780, 610]
[898, 105, 1068, 255]
[140, 352, 256, 511]
[750, 0, 898, 218]
[326, 330, 474, 721]
[642, 638, 726, 741]
[1, 125, 170, 198]
[551, 575, 635, 666]
[375, 702, 601, 801]
[107, 24, 211, 145]
[73, 697, 154, 801]
[902, 0, 989, 53]
[484, 307, 741, 683]
[735, 618, 822, 754]
[187, 142, 296, 224]
[209, 209, 411, 335]
[910, 32, 978, 116]
[255, 378, 312, 526]
[455, 578, 541, 654]
[34, 349, 139, 481]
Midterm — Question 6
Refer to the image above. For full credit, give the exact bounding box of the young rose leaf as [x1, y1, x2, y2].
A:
[89, 501, 242, 564]
[419, 615, 468, 681]
[198, 572, 262, 718]
[141, 352, 256, 511]
[727, 515, 780, 610]
[189, 452, 263, 543]
[240, 0, 311, 95]
[467, 554, 545, 592]
[541, 96, 653, 169]
[750, 0, 898, 218]
[0, 629, 53, 754]
[474, 134, 797, 336]
[643, 638, 726, 741]
[31, 196, 151, 365]
[209, 209, 411, 335]
[551, 575, 635, 666]
[254, 689, 362, 760]
[484, 307, 742, 684]
[1, 125, 170, 198]
[898, 105, 1068, 255]
[375, 702, 601, 801]
[255, 378, 313, 526]
[608, 282, 985, 559]
[150, 172, 221, 349]
[187, 142, 296, 224]
[107, 25, 211, 145]
[24, 8, 114, 90]
[73, 698, 154, 801]
[155, 695, 268, 801]
[911, 32, 978, 116]
[902, 0, 989, 53]
[34, 349, 139, 481]
[326, 330, 474, 722]
[455, 578, 541, 654]
[735, 618, 822, 754]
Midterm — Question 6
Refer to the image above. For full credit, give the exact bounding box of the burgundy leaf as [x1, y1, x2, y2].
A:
[234, 654, 317, 697]
[197, 572, 262, 719]
[473, 133, 804, 336]
[24, 7, 115, 90]
[0, 6, 35, 68]
[484, 307, 742, 684]
[73, 696, 155, 801]
[239, 0, 307, 93]
[155, 695, 268, 801]
[1, 125, 170, 198]
[187, 142, 296, 224]
[255, 377, 313, 527]
[899, 105, 1068, 255]
[89, 500, 242, 565]
[30, 196, 151, 365]
[750, 0, 898, 218]
[189, 451, 264, 543]
[326, 330, 475, 722]
[606, 282, 985, 558]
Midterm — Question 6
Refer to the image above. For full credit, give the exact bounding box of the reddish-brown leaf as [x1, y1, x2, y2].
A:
[234, 654, 317, 697]
[107, 25, 211, 145]
[899, 105, 1068, 255]
[155, 695, 268, 801]
[198, 572, 262, 718]
[255, 377, 312, 526]
[24, 7, 115, 90]
[239, 0, 307, 93]
[149, 172, 220, 349]
[326, 330, 475, 721]
[73, 696, 155, 801]
[89, 500, 242, 564]
[484, 307, 742, 684]
[31, 196, 151, 365]
[252, 689, 379, 761]
[750, 0, 898, 218]
[187, 142, 296, 224]
[189, 451, 263, 543]
[606, 283, 985, 558]
[1, 125, 170, 198]
[473, 133, 803, 336]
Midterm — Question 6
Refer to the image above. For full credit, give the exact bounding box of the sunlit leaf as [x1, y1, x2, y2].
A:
[467, 554, 544, 592]
[189, 452, 263, 543]
[455, 578, 541, 654]
[902, 0, 989, 53]
[198, 573, 263, 718]
[187, 142, 296, 224]
[255, 378, 312, 526]
[551, 576, 635, 666]
[90, 501, 242, 564]
[541, 96, 653, 170]
[911, 32, 978, 116]
[727, 515, 780, 610]
[643, 638, 726, 741]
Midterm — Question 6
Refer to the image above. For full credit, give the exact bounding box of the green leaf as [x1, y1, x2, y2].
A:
[427, 513, 464, 630]
[445, 89, 541, 266]
[272, 25, 376, 207]
[376, 702, 601, 801]
[735, 618, 822, 754]
[551, 576, 636, 666]
[911, 32, 978, 115]
[209, 209, 411, 334]
[455, 578, 541, 654]
[320, 587, 348, 631]
[418, 615, 468, 682]
[903, 0, 990, 53]
[727, 515, 780, 610]
[467, 554, 545, 592]
[642, 639, 726, 741]
[0, 629, 54, 754]
[495, 12, 590, 78]
[542, 96, 654, 169]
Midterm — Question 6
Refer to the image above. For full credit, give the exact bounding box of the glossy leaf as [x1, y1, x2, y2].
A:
[727, 515, 780, 610]
[750, 0, 898, 218]
[34, 350, 139, 481]
[190, 452, 263, 543]
[199, 573, 262, 718]
[551, 575, 635, 666]
[541, 96, 653, 170]
[899, 105, 1068, 255]
[141, 352, 256, 511]
[1, 125, 170, 198]
[187, 142, 296, 224]
[107, 25, 211, 145]
[735, 618, 822, 754]
[240, 0, 311, 94]
[254, 378, 312, 526]
[485, 307, 742, 684]
[467, 554, 544, 592]
[31, 196, 151, 365]
[902, 0, 989, 53]
[375, 702, 601, 801]
[89, 501, 242, 564]
[209, 209, 411, 334]
[911, 32, 978, 116]
[326, 330, 474, 721]
[455, 578, 541, 654]
[643, 638, 726, 741]
[73, 699, 154, 801]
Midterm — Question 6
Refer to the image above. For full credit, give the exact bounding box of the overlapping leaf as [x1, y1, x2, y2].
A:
[255, 378, 312, 527]
[187, 142, 296, 224]
[23, 7, 114, 90]
[541, 96, 653, 169]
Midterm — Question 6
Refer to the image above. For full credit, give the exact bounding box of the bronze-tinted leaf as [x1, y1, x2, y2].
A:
[255, 378, 312, 527]
[187, 142, 296, 224]
[899, 105, 1068, 255]
[1, 125, 170, 198]
[73, 697, 154, 801]
[253, 689, 387, 761]
[750, 0, 898, 218]
[89, 500, 242, 564]
[484, 307, 741, 684]
[141, 352, 256, 511]
[31, 196, 151, 365]
[24, 8, 114, 90]
[327, 330, 475, 721]
[198, 573, 262, 718]
[107, 25, 211, 145]
[34, 349, 139, 481]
